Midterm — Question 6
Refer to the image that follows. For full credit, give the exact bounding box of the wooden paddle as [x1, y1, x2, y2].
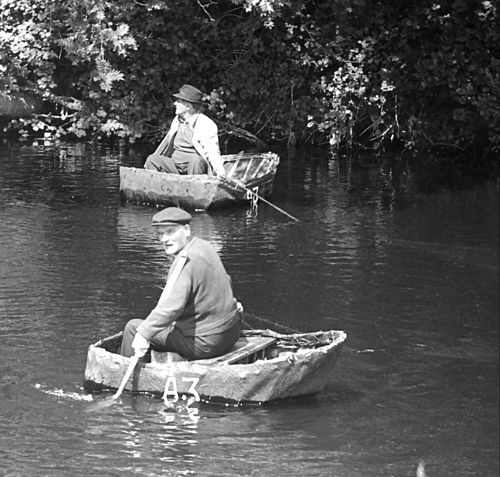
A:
[112, 354, 140, 400]
[85, 354, 141, 411]
[220, 176, 300, 222]
[110, 248, 191, 403]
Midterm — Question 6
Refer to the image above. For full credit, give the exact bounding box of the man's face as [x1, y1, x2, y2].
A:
[174, 99, 193, 118]
[156, 224, 190, 255]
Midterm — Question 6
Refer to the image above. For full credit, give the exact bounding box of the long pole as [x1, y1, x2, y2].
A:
[221, 177, 300, 222]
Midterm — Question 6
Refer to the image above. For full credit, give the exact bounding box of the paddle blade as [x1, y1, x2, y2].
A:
[85, 354, 140, 412]
[84, 395, 118, 412]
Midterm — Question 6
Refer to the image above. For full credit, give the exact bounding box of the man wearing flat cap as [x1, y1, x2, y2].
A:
[120, 207, 241, 360]
[144, 84, 225, 177]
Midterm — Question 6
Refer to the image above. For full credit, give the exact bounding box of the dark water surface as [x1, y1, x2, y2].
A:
[0, 142, 498, 476]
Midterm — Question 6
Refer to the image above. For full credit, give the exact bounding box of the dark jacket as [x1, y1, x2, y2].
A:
[137, 237, 239, 340]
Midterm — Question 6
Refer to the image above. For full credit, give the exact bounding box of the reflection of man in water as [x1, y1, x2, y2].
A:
[144, 84, 225, 176]
[120, 207, 241, 360]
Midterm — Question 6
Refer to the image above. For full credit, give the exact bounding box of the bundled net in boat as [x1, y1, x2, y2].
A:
[241, 312, 339, 349]
[269, 331, 334, 350]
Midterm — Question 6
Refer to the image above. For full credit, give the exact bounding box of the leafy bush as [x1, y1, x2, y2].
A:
[0, 0, 498, 153]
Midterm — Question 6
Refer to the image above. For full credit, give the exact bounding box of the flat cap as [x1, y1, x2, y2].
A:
[152, 207, 192, 226]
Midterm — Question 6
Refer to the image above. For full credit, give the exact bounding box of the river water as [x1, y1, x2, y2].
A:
[0, 142, 498, 477]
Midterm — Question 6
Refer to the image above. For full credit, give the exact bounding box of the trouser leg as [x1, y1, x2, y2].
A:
[144, 154, 180, 173]
[187, 156, 209, 175]
[193, 320, 241, 359]
[152, 320, 241, 360]
[152, 327, 196, 358]
[120, 318, 241, 360]
[119, 319, 144, 357]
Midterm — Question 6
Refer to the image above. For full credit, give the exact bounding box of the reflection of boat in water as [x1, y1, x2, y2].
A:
[119, 152, 280, 210]
[83, 327, 347, 405]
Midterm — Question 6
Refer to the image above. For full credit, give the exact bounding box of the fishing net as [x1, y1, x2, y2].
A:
[241, 312, 337, 349]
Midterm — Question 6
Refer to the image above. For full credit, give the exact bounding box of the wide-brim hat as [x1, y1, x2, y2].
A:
[172, 84, 204, 104]
[152, 207, 192, 226]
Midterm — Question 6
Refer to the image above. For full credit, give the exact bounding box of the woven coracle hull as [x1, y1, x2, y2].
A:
[120, 152, 280, 209]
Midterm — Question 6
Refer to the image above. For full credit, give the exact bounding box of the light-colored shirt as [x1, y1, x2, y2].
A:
[153, 113, 224, 175]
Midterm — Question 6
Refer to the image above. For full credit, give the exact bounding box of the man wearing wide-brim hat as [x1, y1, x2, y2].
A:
[119, 207, 241, 360]
[144, 84, 225, 177]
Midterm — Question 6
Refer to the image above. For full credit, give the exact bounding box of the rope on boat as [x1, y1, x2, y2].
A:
[220, 176, 300, 222]
[242, 311, 301, 333]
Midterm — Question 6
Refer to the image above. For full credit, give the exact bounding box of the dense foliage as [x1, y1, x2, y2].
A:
[0, 0, 498, 152]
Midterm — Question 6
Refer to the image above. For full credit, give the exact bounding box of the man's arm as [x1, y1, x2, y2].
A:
[136, 264, 191, 340]
[194, 115, 225, 176]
